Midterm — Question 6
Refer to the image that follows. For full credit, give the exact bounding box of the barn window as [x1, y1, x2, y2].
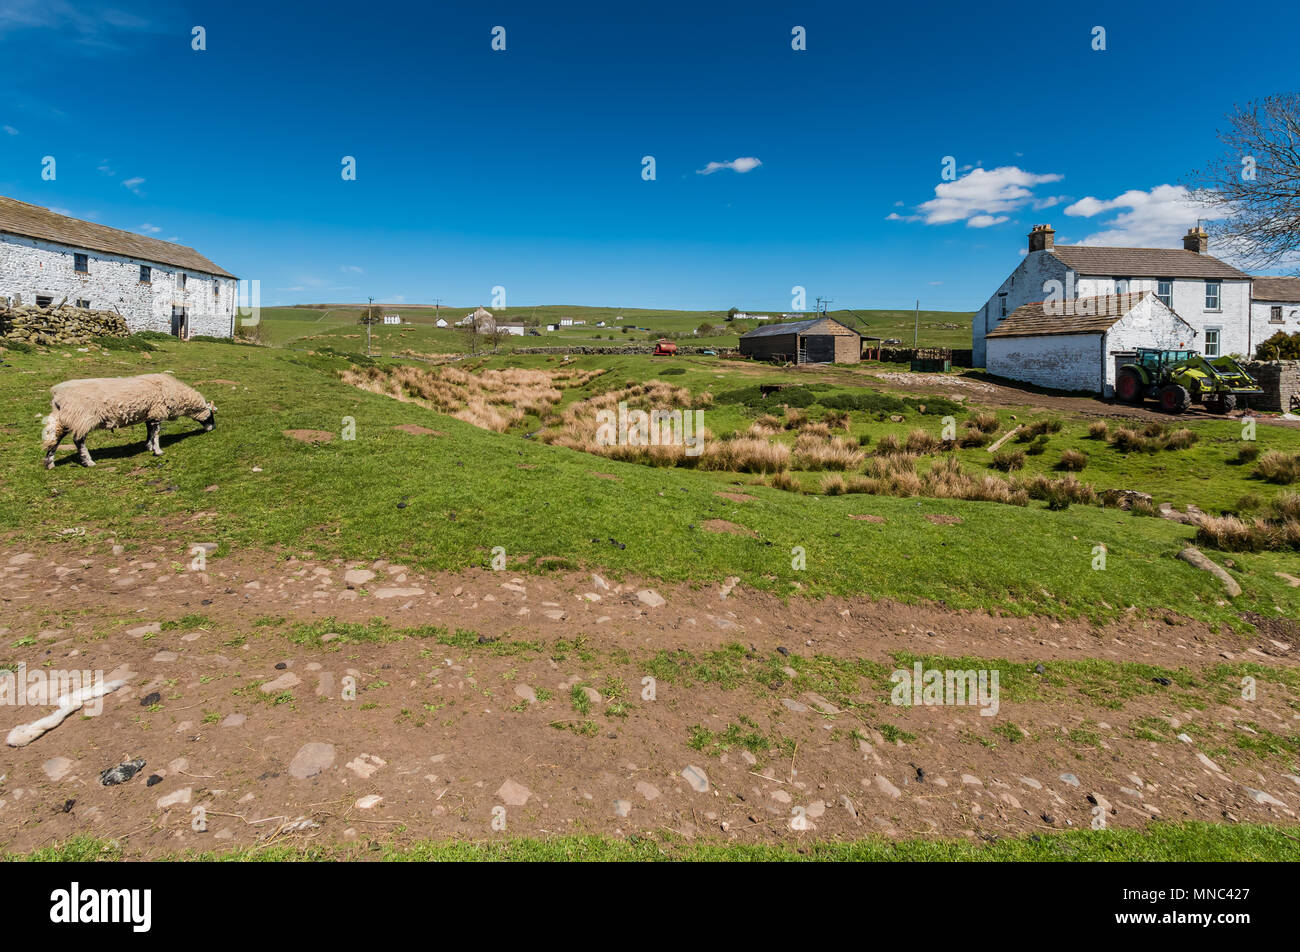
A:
[1204, 328, 1221, 358]
[74, 253, 88, 273]
[1271, 306, 1284, 323]
[76, 298, 90, 308]
[1113, 277, 1129, 295]
[139, 265, 151, 284]
[1205, 281, 1221, 311]
[999, 294, 1007, 318]
[1156, 279, 1173, 308]
[36, 295, 53, 307]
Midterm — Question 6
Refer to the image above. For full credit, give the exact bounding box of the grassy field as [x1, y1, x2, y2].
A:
[10, 823, 1299, 861]
[3, 334, 1298, 627]
[250, 304, 974, 352]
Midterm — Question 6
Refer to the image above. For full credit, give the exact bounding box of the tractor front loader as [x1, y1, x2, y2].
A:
[1115, 348, 1262, 414]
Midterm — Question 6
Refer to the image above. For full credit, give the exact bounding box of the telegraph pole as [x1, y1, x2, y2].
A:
[367, 296, 373, 357]
[914, 299, 920, 346]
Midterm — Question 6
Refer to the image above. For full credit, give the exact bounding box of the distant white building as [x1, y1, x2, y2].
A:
[0, 194, 237, 338]
[382, 313, 401, 325]
[457, 306, 495, 332]
[498, 323, 526, 336]
[435, 317, 448, 328]
[1251, 276, 1300, 337]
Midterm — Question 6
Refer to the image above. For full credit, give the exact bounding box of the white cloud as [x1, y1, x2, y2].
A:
[340, 265, 363, 273]
[2, 125, 17, 135]
[121, 176, 144, 195]
[0, 0, 155, 51]
[138, 223, 161, 233]
[1064, 184, 1215, 247]
[909, 166, 1064, 227]
[697, 156, 762, 175]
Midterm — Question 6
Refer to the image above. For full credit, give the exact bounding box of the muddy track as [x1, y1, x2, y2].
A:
[1, 539, 1296, 856]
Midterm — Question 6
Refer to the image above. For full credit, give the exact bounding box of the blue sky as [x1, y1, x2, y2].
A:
[1, 0, 1297, 311]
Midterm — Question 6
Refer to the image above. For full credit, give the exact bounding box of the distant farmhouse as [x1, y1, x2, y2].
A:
[974, 224, 1300, 394]
[497, 322, 526, 336]
[0, 195, 237, 338]
[739, 316, 861, 364]
[382, 312, 401, 325]
[458, 306, 496, 332]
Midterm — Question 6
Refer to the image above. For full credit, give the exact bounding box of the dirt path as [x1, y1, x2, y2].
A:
[1, 539, 1296, 856]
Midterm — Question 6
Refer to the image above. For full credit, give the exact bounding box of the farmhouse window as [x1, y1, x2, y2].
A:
[1156, 280, 1173, 308]
[999, 294, 1007, 318]
[140, 265, 151, 283]
[74, 253, 88, 273]
[179, 273, 187, 289]
[36, 295, 53, 307]
[1205, 281, 1221, 311]
[1204, 328, 1221, 358]
[1113, 277, 1129, 294]
[1271, 306, 1284, 323]
[75, 298, 90, 308]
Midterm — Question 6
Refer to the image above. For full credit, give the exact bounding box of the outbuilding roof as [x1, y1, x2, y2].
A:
[1049, 245, 1247, 280]
[0, 195, 236, 278]
[986, 292, 1193, 339]
[740, 317, 858, 339]
[1251, 275, 1300, 302]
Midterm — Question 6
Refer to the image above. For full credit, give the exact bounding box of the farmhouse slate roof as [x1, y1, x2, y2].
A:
[986, 292, 1177, 339]
[1251, 275, 1300, 302]
[1049, 245, 1247, 280]
[740, 317, 858, 339]
[0, 195, 236, 278]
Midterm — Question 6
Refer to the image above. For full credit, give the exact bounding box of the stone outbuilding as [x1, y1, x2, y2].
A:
[738, 316, 861, 364]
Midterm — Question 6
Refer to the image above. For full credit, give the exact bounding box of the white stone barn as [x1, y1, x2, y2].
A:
[974, 225, 1255, 371]
[0, 195, 237, 338]
[985, 292, 1196, 395]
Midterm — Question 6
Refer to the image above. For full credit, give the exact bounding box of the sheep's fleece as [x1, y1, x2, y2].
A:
[42, 372, 216, 468]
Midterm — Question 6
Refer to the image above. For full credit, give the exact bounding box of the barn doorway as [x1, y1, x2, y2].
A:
[170, 305, 189, 339]
[802, 335, 836, 363]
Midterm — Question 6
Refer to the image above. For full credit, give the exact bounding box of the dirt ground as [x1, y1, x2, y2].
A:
[1, 537, 1297, 856]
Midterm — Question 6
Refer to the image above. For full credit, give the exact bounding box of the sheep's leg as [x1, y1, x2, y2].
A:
[74, 437, 95, 467]
[41, 416, 66, 470]
[146, 420, 163, 456]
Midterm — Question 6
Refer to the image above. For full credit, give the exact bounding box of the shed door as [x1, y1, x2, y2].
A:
[171, 306, 188, 338]
[803, 335, 836, 363]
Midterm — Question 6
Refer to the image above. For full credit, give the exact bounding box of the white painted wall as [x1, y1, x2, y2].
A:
[1251, 300, 1300, 355]
[0, 233, 236, 337]
[987, 332, 1103, 392]
[1074, 275, 1251, 358]
[972, 250, 1067, 367]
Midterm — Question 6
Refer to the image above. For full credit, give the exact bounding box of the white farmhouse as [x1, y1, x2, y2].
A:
[382, 313, 401, 325]
[986, 292, 1196, 394]
[1250, 276, 1300, 337]
[974, 225, 1254, 376]
[0, 195, 237, 337]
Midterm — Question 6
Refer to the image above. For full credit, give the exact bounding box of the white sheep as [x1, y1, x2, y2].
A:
[42, 372, 217, 468]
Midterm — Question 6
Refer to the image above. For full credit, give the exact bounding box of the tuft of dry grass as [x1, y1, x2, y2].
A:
[1256, 451, 1300, 484]
[967, 412, 1000, 434]
[904, 429, 941, 455]
[989, 449, 1025, 472]
[793, 432, 866, 471]
[767, 469, 801, 492]
[1086, 420, 1109, 440]
[1018, 473, 1097, 510]
[1057, 448, 1089, 471]
[957, 428, 992, 449]
[700, 436, 791, 473]
[820, 473, 848, 495]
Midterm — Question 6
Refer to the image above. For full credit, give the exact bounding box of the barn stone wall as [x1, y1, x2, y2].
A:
[0, 233, 236, 338]
[986, 332, 1104, 393]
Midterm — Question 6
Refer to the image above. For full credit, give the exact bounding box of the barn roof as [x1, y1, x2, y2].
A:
[986, 292, 1192, 339]
[0, 195, 236, 278]
[1251, 275, 1300, 302]
[1049, 245, 1246, 280]
[740, 317, 858, 339]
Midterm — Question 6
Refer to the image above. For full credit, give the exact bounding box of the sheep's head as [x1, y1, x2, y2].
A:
[197, 402, 217, 431]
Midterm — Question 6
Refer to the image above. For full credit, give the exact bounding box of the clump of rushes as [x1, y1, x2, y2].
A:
[820, 473, 848, 495]
[990, 449, 1025, 472]
[1087, 420, 1109, 439]
[1256, 451, 1300, 484]
[967, 411, 1000, 433]
[1234, 443, 1260, 464]
[1058, 448, 1088, 471]
[904, 429, 941, 455]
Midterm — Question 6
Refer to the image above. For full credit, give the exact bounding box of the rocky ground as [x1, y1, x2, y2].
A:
[1, 537, 1297, 857]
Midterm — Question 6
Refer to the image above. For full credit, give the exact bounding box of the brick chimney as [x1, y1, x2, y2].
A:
[1183, 226, 1209, 254]
[1028, 224, 1055, 253]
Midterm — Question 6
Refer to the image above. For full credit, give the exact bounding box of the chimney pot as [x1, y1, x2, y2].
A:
[1028, 224, 1055, 253]
[1183, 226, 1209, 254]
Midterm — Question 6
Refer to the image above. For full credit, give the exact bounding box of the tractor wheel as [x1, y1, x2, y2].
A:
[1217, 393, 1237, 414]
[1159, 384, 1191, 414]
[1116, 369, 1144, 403]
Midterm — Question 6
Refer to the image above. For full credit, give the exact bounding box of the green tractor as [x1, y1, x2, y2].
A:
[1115, 348, 1262, 414]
